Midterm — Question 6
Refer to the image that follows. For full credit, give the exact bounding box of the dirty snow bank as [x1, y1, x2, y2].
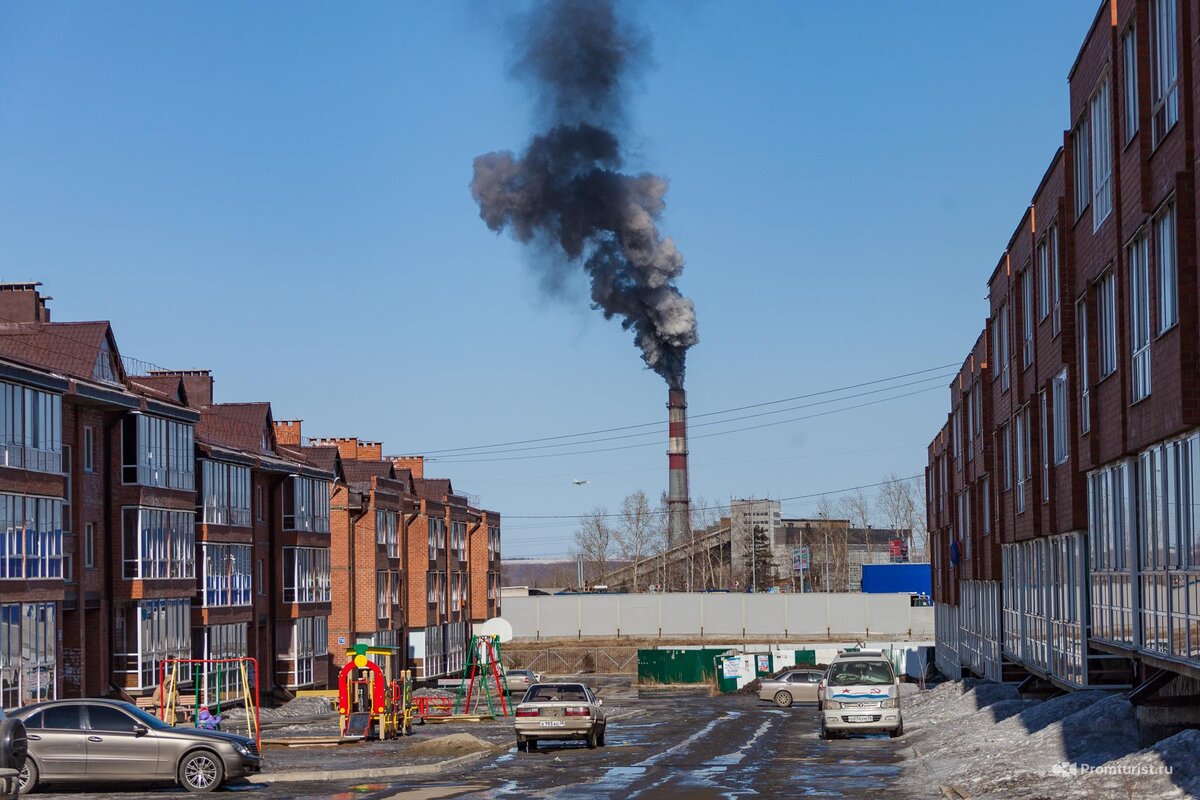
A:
[901, 681, 1200, 799]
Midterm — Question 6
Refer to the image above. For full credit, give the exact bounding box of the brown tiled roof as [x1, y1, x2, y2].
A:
[0, 321, 118, 383]
[198, 403, 272, 453]
[130, 375, 185, 404]
[393, 469, 416, 493]
[342, 460, 395, 490]
[414, 477, 453, 501]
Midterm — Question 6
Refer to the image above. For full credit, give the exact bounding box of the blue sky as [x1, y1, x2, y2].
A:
[0, 1, 1101, 557]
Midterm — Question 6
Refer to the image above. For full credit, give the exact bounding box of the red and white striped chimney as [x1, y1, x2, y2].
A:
[667, 388, 691, 551]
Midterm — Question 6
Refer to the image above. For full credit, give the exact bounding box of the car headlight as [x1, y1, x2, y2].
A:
[879, 698, 896, 709]
[233, 742, 252, 757]
[825, 700, 841, 710]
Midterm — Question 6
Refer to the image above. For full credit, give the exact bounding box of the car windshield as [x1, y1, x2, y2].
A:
[523, 684, 589, 703]
[828, 661, 893, 687]
[508, 670, 530, 678]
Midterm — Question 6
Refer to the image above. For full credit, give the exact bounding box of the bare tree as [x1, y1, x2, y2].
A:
[571, 506, 615, 585]
[691, 496, 729, 590]
[911, 476, 929, 562]
[614, 490, 661, 591]
[839, 488, 875, 584]
[877, 472, 919, 559]
[810, 497, 849, 592]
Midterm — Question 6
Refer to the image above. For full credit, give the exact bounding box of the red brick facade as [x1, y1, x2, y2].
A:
[929, 0, 1200, 691]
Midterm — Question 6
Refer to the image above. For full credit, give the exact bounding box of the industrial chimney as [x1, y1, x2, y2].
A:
[667, 388, 691, 552]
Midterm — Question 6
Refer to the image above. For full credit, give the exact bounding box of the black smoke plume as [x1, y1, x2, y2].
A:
[470, 0, 697, 389]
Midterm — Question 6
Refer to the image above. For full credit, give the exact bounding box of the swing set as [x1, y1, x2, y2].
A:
[157, 657, 261, 752]
[453, 634, 511, 717]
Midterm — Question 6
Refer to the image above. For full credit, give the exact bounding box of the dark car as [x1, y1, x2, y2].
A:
[10, 699, 261, 793]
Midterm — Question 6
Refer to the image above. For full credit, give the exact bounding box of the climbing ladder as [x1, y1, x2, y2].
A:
[453, 634, 511, 716]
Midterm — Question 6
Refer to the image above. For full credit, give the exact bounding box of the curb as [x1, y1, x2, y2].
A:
[247, 749, 491, 784]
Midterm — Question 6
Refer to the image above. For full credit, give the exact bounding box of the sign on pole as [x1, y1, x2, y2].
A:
[791, 546, 810, 574]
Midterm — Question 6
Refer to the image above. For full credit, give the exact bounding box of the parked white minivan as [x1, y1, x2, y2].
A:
[819, 649, 903, 739]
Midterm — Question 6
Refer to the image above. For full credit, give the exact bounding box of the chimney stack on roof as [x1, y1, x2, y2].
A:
[149, 369, 213, 407]
[0, 282, 51, 323]
[389, 455, 425, 479]
[273, 420, 303, 446]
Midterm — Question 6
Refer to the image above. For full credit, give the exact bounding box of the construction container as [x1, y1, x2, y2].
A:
[636, 648, 729, 685]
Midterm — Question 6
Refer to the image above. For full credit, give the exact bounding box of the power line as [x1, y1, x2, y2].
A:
[416, 363, 957, 456]
[432, 384, 944, 464]
[502, 474, 923, 519]
[423, 371, 953, 460]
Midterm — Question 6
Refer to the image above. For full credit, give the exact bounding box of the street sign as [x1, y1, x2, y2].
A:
[791, 546, 810, 574]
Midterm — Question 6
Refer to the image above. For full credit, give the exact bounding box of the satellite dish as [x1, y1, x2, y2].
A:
[477, 616, 514, 643]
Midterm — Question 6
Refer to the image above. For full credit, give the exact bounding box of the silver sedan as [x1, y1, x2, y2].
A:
[757, 669, 824, 708]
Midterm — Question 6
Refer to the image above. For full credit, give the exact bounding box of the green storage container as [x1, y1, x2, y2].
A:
[637, 648, 729, 685]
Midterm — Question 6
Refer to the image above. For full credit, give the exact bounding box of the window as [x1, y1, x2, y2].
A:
[0, 494, 63, 579]
[1098, 270, 1118, 378]
[255, 484, 265, 523]
[63, 552, 73, 584]
[282, 476, 330, 533]
[83, 427, 94, 473]
[488, 525, 500, 559]
[200, 461, 251, 527]
[0, 383, 62, 474]
[256, 558, 264, 595]
[282, 546, 331, 603]
[1073, 118, 1090, 217]
[1040, 391, 1050, 503]
[1052, 370, 1070, 465]
[62, 445, 71, 532]
[1090, 77, 1113, 228]
[377, 510, 400, 559]
[1155, 200, 1177, 332]
[1002, 423, 1012, 491]
[0, 603, 56, 706]
[1078, 298, 1091, 431]
[283, 616, 328, 688]
[981, 476, 991, 535]
[993, 304, 1010, 391]
[121, 415, 194, 490]
[93, 339, 120, 385]
[202, 542, 252, 607]
[1022, 269, 1034, 367]
[1129, 234, 1152, 402]
[115, 598, 190, 689]
[84, 523, 94, 569]
[1015, 409, 1028, 513]
[120, 507, 195, 580]
[1151, 0, 1178, 146]
[964, 390, 974, 463]
[1124, 24, 1139, 141]
[1037, 234, 1051, 321]
[87, 706, 139, 733]
[194, 623, 248, 706]
[40, 705, 82, 730]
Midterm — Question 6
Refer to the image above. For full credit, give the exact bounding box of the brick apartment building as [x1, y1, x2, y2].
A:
[0, 282, 500, 706]
[929, 0, 1200, 709]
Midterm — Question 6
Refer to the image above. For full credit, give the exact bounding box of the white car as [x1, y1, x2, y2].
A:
[819, 650, 903, 739]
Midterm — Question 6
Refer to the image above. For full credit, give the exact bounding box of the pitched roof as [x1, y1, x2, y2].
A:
[0, 321, 124, 385]
[414, 477, 453, 501]
[198, 403, 273, 454]
[130, 374, 187, 404]
[342, 460, 395, 491]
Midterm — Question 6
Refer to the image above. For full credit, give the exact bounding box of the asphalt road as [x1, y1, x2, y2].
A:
[35, 688, 932, 799]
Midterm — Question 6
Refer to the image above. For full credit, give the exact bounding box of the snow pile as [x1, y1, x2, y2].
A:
[226, 695, 334, 722]
[903, 681, 1200, 799]
[413, 687, 456, 700]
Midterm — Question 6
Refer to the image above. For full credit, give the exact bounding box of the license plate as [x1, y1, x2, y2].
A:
[848, 715, 873, 723]
[539, 720, 566, 727]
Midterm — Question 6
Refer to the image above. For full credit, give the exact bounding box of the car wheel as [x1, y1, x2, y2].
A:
[516, 737, 528, 752]
[178, 750, 225, 792]
[586, 728, 598, 749]
[16, 758, 37, 795]
[528, 738, 538, 752]
[598, 726, 606, 747]
[774, 691, 793, 708]
[890, 722, 904, 738]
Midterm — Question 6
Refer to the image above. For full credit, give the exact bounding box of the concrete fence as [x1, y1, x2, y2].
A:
[504, 592, 934, 641]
